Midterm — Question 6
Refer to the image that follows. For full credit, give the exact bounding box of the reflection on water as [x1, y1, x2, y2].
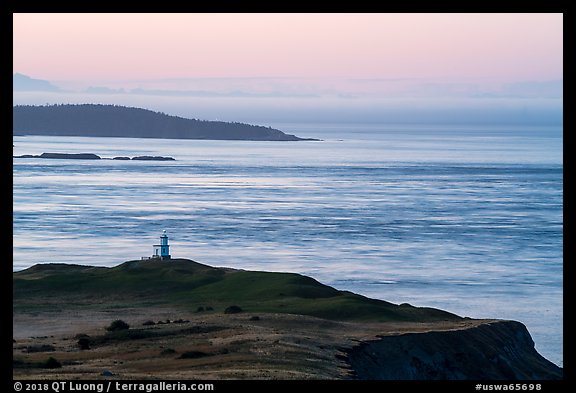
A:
[13, 124, 563, 366]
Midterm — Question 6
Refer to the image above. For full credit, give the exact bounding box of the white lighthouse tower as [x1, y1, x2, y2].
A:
[152, 230, 171, 260]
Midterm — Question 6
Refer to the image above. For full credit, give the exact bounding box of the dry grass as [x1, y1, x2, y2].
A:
[13, 307, 489, 380]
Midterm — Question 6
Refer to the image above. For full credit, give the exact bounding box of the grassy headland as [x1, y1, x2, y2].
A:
[13, 258, 459, 322]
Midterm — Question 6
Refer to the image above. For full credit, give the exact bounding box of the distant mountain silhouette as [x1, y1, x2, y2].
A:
[13, 73, 61, 92]
[13, 104, 316, 141]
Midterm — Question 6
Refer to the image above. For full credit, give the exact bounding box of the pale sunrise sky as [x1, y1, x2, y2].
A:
[13, 13, 563, 81]
[13, 13, 563, 124]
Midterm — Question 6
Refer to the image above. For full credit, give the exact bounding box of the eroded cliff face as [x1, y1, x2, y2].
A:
[347, 320, 562, 380]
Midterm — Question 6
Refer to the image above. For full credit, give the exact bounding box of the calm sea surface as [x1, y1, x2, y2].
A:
[13, 123, 563, 367]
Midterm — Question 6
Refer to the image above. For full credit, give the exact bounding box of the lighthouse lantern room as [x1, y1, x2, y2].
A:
[152, 230, 171, 260]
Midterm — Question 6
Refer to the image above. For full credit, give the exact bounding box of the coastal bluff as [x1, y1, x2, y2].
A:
[347, 320, 561, 380]
[13, 259, 562, 380]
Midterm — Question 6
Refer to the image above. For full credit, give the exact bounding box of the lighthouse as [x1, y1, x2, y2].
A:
[152, 230, 171, 260]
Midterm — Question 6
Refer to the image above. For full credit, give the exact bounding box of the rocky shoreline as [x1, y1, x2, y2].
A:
[14, 152, 175, 161]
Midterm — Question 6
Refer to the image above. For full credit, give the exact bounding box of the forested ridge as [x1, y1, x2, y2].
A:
[13, 104, 309, 141]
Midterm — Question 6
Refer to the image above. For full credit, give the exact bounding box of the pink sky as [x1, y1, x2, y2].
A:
[13, 13, 563, 84]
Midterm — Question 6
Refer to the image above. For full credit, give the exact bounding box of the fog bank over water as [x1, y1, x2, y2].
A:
[13, 91, 562, 127]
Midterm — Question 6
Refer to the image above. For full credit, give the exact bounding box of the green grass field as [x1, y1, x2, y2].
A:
[13, 258, 460, 322]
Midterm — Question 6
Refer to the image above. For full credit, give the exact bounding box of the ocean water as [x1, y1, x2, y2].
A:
[13, 123, 563, 367]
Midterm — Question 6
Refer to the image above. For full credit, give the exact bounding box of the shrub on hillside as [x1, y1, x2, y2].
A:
[224, 305, 243, 314]
[42, 357, 62, 369]
[178, 351, 209, 359]
[160, 348, 177, 356]
[106, 320, 130, 332]
[24, 344, 55, 353]
[77, 337, 91, 350]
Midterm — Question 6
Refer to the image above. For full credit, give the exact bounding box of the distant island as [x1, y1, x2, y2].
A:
[13, 104, 318, 141]
[13, 258, 562, 380]
[14, 152, 175, 161]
